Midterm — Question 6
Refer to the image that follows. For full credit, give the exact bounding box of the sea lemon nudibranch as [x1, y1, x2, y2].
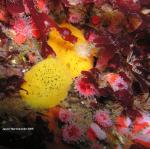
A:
[20, 57, 72, 109]
[48, 23, 94, 78]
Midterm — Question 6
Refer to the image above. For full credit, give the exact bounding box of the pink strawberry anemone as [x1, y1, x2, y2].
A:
[12, 16, 39, 44]
[62, 124, 82, 143]
[94, 110, 113, 128]
[58, 108, 72, 123]
[75, 76, 97, 97]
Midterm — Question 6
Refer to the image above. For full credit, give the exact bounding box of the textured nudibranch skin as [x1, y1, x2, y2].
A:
[20, 57, 72, 109]
[48, 23, 93, 78]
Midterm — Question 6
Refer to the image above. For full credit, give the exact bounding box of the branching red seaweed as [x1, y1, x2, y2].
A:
[2, 0, 77, 58]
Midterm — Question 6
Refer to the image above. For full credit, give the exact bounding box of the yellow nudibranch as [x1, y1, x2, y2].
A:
[20, 57, 72, 109]
[48, 23, 93, 78]
[20, 23, 94, 109]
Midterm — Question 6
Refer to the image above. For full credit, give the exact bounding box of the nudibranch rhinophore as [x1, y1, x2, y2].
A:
[48, 23, 94, 78]
[20, 57, 72, 109]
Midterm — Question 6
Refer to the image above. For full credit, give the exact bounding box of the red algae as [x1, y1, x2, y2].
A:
[24, 0, 77, 58]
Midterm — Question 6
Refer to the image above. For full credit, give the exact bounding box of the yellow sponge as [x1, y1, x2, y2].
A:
[20, 57, 72, 109]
